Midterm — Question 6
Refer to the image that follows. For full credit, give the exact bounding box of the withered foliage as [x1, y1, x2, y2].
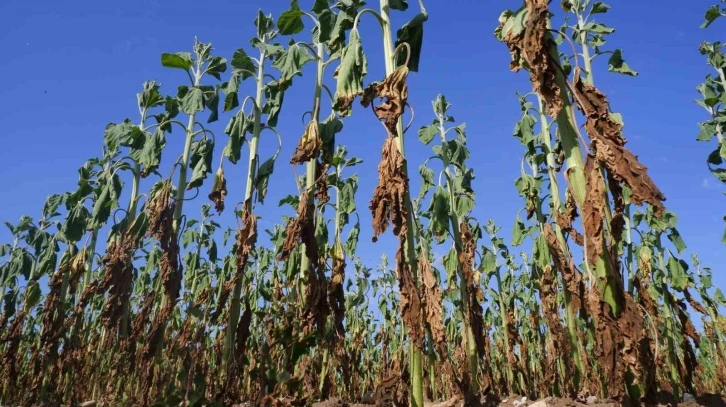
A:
[303, 266, 330, 338]
[361, 65, 409, 133]
[99, 236, 135, 343]
[291, 120, 322, 165]
[236, 201, 258, 270]
[235, 300, 253, 365]
[620, 294, 656, 401]
[572, 71, 666, 215]
[535, 261, 571, 395]
[583, 155, 607, 267]
[0, 310, 28, 386]
[279, 190, 318, 266]
[147, 181, 182, 302]
[329, 242, 346, 339]
[543, 224, 585, 314]
[556, 187, 584, 246]
[370, 137, 409, 242]
[208, 167, 228, 214]
[458, 221, 487, 360]
[367, 68, 410, 243]
[498, 0, 563, 117]
[315, 161, 330, 205]
[684, 288, 708, 315]
[586, 290, 623, 397]
[418, 253, 447, 357]
[396, 247, 423, 350]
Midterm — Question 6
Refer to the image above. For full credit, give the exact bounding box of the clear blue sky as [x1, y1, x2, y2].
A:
[0, 0, 723, 294]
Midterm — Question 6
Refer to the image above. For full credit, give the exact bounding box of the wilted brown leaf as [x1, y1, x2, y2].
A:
[361, 65, 409, 135]
[370, 137, 409, 242]
[279, 190, 317, 267]
[208, 167, 228, 214]
[583, 155, 607, 267]
[499, 0, 563, 117]
[572, 71, 666, 215]
[396, 245, 423, 351]
[291, 120, 322, 165]
[418, 253, 446, 357]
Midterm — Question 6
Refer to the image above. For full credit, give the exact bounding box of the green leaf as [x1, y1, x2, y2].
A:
[161, 52, 194, 71]
[418, 164, 434, 198]
[255, 156, 276, 203]
[62, 202, 90, 242]
[203, 86, 220, 123]
[9, 249, 33, 280]
[344, 222, 360, 259]
[90, 172, 122, 229]
[667, 229, 687, 254]
[333, 29, 367, 116]
[255, 10, 276, 40]
[701, 5, 724, 29]
[130, 128, 166, 177]
[395, 13, 427, 72]
[340, 181, 356, 214]
[273, 44, 315, 85]
[35, 248, 57, 278]
[667, 258, 690, 292]
[104, 120, 144, 152]
[320, 116, 344, 164]
[223, 111, 252, 164]
[312, 0, 329, 14]
[418, 124, 438, 145]
[429, 186, 450, 242]
[586, 22, 614, 34]
[697, 121, 717, 142]
[231, 48, 257, 80]
[514, 113, 536, 144]
[181, 87, 205, 114]
[453, 123, 467, 142]
[42, 194, 65, 218]
[314, 9, 335, 44]
[187, 138, 214, 190]
[24, 281, 41, 312]
[511, 215, 527, 246]
[263, 80, 290, 127]
[205, 56, 227, 80]
[481, 249, 497, 276]
[443, 246, 459, 286]
[389, 0, 408, 11]
[277, 1, 305, 35]
[607, 49, 638, 77]
[590, 2, 611, 14]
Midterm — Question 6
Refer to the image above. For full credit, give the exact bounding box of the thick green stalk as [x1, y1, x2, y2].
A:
[173, 106, 200, 233]
[301, 42, 325, 286]
[379, 1, 424, 405]
[82, 229, 99, 290]
[545, 26, 621, 317]
[656, 245, 680, 399]
[437, 119, 479, 392]
[536, 94, 584, 388]
[120, 162, 142, 339]
[222, 48, 267, 375]
[493, 266, 515, 392]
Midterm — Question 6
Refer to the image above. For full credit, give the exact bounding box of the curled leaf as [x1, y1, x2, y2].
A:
[290, 120, 322, 165]
[208, 167, 228, 214]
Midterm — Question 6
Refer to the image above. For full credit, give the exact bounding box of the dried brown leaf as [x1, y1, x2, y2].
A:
[396, 245, 423, 351]
[278, 191, 317, 267]
[499, 0, 563, 117]
[370, 137, 408, 242]
[208, 167, 228, 214]
[573, 72, 666, 215]
[291, 120, 322, 165]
